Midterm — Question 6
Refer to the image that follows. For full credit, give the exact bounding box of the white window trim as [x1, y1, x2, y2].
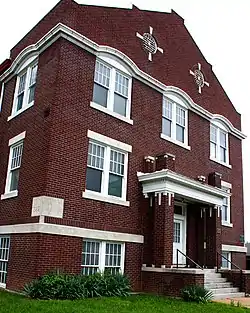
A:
[1, 131, 26, 201]
[84, 130, 131, 206]
[91, 58, 133, 123]
[161, 96, 190, 150]
[0, 83, 4, 111]
[210, 122, 231, 168]
[8, 59, 38, 121]
[81, 240, 125, 274]
[221, 251, 231, 269]
[221, 180, 233, 227]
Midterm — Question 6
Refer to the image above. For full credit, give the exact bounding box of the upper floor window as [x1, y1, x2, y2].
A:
[221, 182, 232, 227]
[210, 122, 230, 167]
[91, 58, 132, 124]
[161, 96, 189, 149]
[8, 61, 38, 121]
[1, 131, 26, 200]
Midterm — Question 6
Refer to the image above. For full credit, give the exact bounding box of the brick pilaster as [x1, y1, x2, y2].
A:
[153, 193, 174, 267]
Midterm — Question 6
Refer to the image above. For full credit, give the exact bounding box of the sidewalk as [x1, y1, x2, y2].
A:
[214, 297, 250, 308]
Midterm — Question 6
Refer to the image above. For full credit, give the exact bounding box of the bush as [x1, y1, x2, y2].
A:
[181, 285, 213, 303]
[24, 271, 131, 300]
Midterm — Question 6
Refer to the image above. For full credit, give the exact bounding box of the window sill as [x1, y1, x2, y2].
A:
[90, 102, 133, 125]
[1, 190, 18, 200]
[160, 133, 191, 150]
[7, 102, 34, 121]
[82, 191, 130, 207]
[0, 283, 6, 289]
[210, 157, 232, 169]
[222, 221, 233, 228]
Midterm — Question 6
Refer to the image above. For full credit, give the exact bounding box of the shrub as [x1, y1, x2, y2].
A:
[24, 271, 131, 300]
[180, 285, 213, 303]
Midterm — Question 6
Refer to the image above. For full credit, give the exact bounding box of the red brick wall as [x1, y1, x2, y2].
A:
[6, 233, 141, 291]
[142, 270, 204, 296]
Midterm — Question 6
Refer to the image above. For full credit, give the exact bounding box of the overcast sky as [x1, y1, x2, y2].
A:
[1, 0, 250, 240]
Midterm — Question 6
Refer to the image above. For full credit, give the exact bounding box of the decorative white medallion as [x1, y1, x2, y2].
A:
[136, 26, 163, 61]
[189, 63, 209, 94]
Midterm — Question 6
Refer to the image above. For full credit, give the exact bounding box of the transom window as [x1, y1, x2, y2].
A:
[0, 237, 10, 288]
[92, 60, 131, 119]
[221, 185, 231, 225]
[162, 97, 188, 145]
[81, 240, 124, 275]
[210, 123, 229, 165]
[13, 63, 38, 114]
[86, 141, 127, 199]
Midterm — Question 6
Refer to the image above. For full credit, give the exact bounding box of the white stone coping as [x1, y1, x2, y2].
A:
[222, 244, 247, 253]
[141, 266, 204, 275]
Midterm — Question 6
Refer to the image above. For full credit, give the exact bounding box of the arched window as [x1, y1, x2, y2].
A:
[161, 93, 190, 150]
[91, 55, 133, 124]
[210, 119, 230, 166]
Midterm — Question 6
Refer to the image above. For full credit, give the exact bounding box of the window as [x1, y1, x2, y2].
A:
[173, 222, 181, 243]
[221, 185, 231, 225]
[0, 237, 10, 288]
[1, 131, 26, 200]
[161, 97, 189, 148]
[81, 240, 124, 275]
[221, 251, 231, 269]
[86, 141, 127, 200]
[92, 59, 132, 122]
[210, 123, 230, 166]
[11, 62, 38, 118]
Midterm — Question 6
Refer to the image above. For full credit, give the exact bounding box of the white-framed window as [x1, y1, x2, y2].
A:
[1, 131, 26, 200]
[0, 237, 10, 288]
[161, 96, 189, 149]
[91, 58, 132, 124]
[221, 182, 232, 226]
[210, 122, 230, 167]
[81, 240, 125, 275]
[221, 251, 231, 269]
[9, 61, 38, 120]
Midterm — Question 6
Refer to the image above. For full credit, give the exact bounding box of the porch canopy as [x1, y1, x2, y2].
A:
[137, 169, 228, 206]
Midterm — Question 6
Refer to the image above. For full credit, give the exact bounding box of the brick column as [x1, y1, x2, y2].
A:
[206, 207, 222, 268]
[153, 193, 174, 267]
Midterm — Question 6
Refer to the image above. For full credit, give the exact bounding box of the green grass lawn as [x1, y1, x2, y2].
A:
[0, 291, 248, 313]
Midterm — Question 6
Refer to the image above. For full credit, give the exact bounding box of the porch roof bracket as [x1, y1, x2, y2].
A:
[137, 169, 228, 206]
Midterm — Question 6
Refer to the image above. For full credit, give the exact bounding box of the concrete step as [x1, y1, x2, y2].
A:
[205, 277, 227, 283]
[212, 292, 245, 300]
[210, 287, 239, 294]
[205, 282, 233, 289]
[203, 269, 217, 273]
[204, 273, 222, 278]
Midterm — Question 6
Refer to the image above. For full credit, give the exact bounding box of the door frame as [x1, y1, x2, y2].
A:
[173, 201, 187, 265]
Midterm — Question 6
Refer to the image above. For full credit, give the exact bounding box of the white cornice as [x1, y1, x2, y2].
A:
[0, 23, 246, 140]
[137, 169, 229, 206]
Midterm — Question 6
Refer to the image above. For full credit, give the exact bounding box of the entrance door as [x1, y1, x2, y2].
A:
[173, 218, 186, 265]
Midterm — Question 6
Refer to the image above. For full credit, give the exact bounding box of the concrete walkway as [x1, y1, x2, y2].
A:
[215, 297, 250, 308]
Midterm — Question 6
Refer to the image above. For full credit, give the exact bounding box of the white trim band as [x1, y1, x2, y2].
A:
[8, 131, 26, 146]
[0, 23, 245, 140]
[87, 130, 132, 152]
[222, 244, 247, 253]
[0, 222, 144, 244]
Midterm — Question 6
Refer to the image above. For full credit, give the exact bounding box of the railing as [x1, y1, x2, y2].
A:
[176, 249, 203, 270]
[216, 251, 244, 294]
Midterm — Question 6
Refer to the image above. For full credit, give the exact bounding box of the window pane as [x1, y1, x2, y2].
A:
[221, 252, 229, 268]
[11, 143, 23, 170]
[221, 205, 228, 222]
[87, 142, 105, 170]
[17, 93, 24, 111]
[0, 237, 10, 285]
[10, 169, 19, 191]
[210, 125, 217, 143]
[210, 142, 216, 158]
[29, 65, 38, 86]
[176, 106, 185, 127]
[86, 168, 102, 192]
[108, 174, 122, 197]
[114, 93, 126, 116]
[110, 150, 124, 176]
[220, 131, 227, 148]
[115, 72, 129, 97]
[162, 118, 171, 137]
[28, 85, 36, 103]
[176, 125, 184, 143]
[94, 61, 110, 87]
[105, 243, 122, 274]
[93, 83, 108, 107]
[220, 147, 226, 163]
[162, 98, 172, 120]
[173, 222, 180, 243]
[18, 73, 27, 94]
[82, 241, 100, 275]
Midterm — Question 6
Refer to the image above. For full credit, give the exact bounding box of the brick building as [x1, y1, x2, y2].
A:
[0, 0, 248, 298]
